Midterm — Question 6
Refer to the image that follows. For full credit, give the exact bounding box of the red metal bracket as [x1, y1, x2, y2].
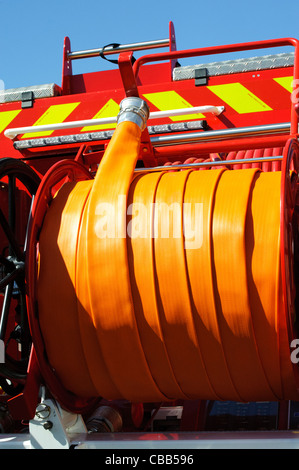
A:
[118, 51, 140, 98]
[140, 133, 157, 168]
[118, 52, 156, 166]
[7, 348, 42, 421]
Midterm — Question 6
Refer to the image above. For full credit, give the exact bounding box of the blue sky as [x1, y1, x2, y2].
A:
[1, 0, 299, 90]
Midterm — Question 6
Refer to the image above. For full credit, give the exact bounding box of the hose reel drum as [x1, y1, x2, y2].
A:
[25, 98, 299, 412]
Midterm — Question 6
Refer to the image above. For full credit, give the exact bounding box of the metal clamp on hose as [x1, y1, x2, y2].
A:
[117, 97, 149, 131]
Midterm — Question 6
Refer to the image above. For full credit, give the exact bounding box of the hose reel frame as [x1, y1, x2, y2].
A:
[26, 159, 98, 414]
[25, 137, 299, 412]
[280, 138, 299, 390]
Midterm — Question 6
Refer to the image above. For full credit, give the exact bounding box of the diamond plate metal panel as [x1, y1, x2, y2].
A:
[0, 83, 61, 103]
[173, 52, 294, 81]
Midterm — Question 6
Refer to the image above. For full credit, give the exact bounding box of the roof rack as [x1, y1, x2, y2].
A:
[61, 21, 177, 94]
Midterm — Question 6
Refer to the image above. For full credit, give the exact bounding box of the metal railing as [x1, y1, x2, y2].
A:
[134, 155, 283, 173]
[67, 39, 170, 61]
[4, 105, 224, 140]
[132, 37, 299, 135]
[151, 122, 291, 146]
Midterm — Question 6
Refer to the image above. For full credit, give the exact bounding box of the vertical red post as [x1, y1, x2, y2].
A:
[169, 21, 177, 81]
[61, 36, 73, 95]
[291, 39, 299, 135]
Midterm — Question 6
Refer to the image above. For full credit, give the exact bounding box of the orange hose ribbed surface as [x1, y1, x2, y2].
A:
[36, 120, 299, 403]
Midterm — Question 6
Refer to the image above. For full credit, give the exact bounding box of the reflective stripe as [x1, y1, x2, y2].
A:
[273, 76, 293, 93]
[143, 91, 205, 120]
[207, 83, 272, 114]
[21, 102, 80, 138]
[1, 78, 290, 139]
[0, 110, 21, 133]
[81, 99, 119, 132]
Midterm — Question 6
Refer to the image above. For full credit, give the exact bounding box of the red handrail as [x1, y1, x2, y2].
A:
[133, 37, 299, 134]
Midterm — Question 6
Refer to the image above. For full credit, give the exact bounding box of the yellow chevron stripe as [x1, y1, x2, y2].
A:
[273, 76, 293, 93]
[81, 99, 119, 132]
[22, 102, 80, 138]
[143, 90, 205, 120]
[207, 83, 272, 114]
[0, 110, 21, 133]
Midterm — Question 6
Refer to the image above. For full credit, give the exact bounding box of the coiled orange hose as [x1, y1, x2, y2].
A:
[36, 110, 299, 403]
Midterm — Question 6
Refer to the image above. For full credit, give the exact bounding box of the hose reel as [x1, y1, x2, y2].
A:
[26, 98, 299, 411]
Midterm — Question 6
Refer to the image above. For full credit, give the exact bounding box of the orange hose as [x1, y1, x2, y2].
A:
[37, 180, 97, 397]
[36, 116, 299, 403]
[127, 172, 189, 400]
[84, 121, 168, 402]
[153, 169, 219, 399]
[212, 170, 280, 400]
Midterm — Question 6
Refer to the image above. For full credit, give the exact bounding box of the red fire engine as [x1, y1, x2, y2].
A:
[0, 21, 298, 448]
